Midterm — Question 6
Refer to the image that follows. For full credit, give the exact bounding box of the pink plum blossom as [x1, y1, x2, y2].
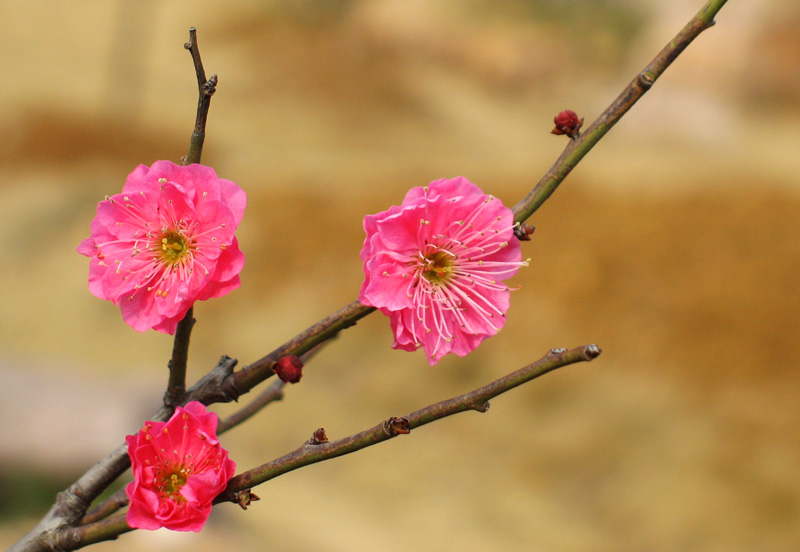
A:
[78, 161, 246, 334]
[125, 401, 236, 532]
[359, 177, 527, 365]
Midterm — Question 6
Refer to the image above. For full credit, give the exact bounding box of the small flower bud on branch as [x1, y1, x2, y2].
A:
[514, 223, 536, 241]
[383, 417, 411, 436]
[233, 490, 260, 511]
[308, 428, 329, 445]
[272, 355, 304, 384]
[551, 109, 584, 139]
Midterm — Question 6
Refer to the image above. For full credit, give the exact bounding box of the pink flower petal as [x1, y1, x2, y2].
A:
[78, 161, 246, 334]
[125, 402, 236, 532]
[360, 177, 527, 365]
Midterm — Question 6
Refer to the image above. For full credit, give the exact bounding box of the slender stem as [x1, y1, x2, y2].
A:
[166, 28, 214, 407]
[512, 0, 728, 223]
[227, 0, 728, 399]
[229, 300, 375, 397]
[7, 445, 131, 552]
[75, 27, 213, 524]
[7, 29, 218, 552]
[80, 489, 128, 526]
[53, 513, 132, 552]
[9, 3, 730, 549]
[166, 27, 215, 406]
[40, 345, 600, 550]
[165, 28, 216, 408]
[183, 27, 217, 165]
[220, 345, 600, 498]
[218, 378, 286, 433]
[164, 307, 194, 408]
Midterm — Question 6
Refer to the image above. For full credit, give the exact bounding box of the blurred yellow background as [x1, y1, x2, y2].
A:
[1, 1, 799, 550]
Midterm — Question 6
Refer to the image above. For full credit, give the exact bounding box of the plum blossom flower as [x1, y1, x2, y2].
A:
[77, 161, 246, 334]
[125, 401, 236, 532]
[359, 177, 527, 365]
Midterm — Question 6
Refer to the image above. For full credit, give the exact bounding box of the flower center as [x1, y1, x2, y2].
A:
[157, 467, 189, 500]
[159, 231, 189, 264]
[420, 249, 455, 286]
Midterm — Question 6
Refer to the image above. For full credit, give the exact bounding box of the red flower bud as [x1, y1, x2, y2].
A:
[309, 428, 329, 445]
[273, 355, 303, 384]
[513, 223, 535, 242]
[551, 109, 584, 138]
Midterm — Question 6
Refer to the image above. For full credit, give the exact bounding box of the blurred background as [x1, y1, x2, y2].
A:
[1, 1, 799, 550]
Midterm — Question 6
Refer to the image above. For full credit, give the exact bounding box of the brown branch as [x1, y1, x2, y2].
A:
[52, 513, 132, 552]
[9, 1, 730, 548]
[46, 0, 730, 529]
[165, 27, 217, 409]
[219, 345, 601, 499]
[166, 27, 218, 409]
[512, 0, 729, 222]
[7, 444, 131, 552]
[218, 378, 286, 434]
[80, 489, 128, 526]
[217, 0, 729, 405]
[32, 345, 601, 551]
[7, 28, 217, 552]
[220, 300, 374, 399]
[217, 339, 334, 433]
[182, 27, 217, 166]
[164, 307, 195, 408]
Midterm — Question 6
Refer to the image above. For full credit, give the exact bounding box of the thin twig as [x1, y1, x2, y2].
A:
[165, 28, 217, 407]
[218, 378, 286, 433]
[164, 307, 195, 408]
[77, 341, 331, 526]
[218, 340, 334, 434]
[7, 29, 217, 552]
[7, 444, 131, 552]
[512, 0, 729, 222]
[47, 345, 600, 550]
[53, 513, 132, 552]
[219, 345, 601, 499]
[10, 2, 729, 549]
[165, 28, 218, 408]
[182, 27, 217, 166]
[80, 489, 128, 526]
[225, 300, 374, 398]
[226, 0, 727, 402]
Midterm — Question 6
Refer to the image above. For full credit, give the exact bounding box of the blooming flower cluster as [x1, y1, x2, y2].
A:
[125, 401, 236, 532]
[78, 161, 246, 334]
[359, 177, 527, 365]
